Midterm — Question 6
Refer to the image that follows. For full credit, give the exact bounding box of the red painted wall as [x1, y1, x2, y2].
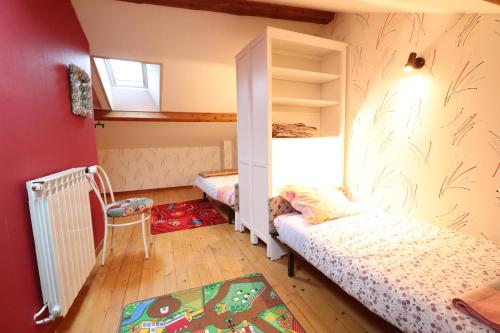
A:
[0, 1, 102, 332]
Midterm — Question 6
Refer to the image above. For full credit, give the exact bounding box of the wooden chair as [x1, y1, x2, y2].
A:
[86, 166, 153, 265]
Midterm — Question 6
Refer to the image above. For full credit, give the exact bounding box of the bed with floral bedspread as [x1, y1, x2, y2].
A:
[278, 211, 500, 333]
[193, 175, 238, 208]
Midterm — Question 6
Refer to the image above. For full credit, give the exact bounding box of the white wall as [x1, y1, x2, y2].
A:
[97, 121, 237, 149]
[72, 0, 322, 190]
[72, 0, 322, 114]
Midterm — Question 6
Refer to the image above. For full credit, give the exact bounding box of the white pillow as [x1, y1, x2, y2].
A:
[319, 189, 367, 218]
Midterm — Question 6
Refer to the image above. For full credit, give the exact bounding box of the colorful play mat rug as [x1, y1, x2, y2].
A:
[120, 273, 306, 333]
[151, 199, 227, 235]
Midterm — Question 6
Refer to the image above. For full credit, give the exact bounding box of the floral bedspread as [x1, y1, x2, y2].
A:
[302, 212, 500, 333]
[216, 185, 236, 207]
[193, 175, 238, 207]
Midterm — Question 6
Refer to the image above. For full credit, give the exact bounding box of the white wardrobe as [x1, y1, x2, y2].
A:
[235, 27, 346, 260]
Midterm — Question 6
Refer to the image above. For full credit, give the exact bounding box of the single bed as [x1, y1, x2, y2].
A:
[274, 211, 500, 333]
[193, 174, 238, 222]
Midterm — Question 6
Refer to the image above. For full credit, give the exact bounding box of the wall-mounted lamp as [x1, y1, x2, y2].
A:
[404, 52, 425, 72]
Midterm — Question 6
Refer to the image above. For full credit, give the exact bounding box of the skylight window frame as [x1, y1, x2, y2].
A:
[91, 55, 163, 112]
[104, 58, 149, 89]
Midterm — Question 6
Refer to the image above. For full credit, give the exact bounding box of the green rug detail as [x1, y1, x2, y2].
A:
[120, 273, 306, 333]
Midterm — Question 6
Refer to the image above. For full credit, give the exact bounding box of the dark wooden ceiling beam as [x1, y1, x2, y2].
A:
[95, 109, 237, 122]
[117, 0, 335, 24]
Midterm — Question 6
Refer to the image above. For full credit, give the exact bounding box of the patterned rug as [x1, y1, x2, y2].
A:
[120, 273, 306, 333]
[151, 199, 227, 235]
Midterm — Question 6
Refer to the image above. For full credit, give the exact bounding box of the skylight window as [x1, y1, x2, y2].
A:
[92, 56, 161, 112]
[105, 59, 147, 88]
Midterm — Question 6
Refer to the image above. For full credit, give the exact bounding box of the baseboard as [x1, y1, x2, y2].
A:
[113, 185, 195, 196]
[94, 239, 103, 257]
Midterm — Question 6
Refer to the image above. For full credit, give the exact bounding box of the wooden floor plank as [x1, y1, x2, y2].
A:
[100, 232, 137, 333]
[122, 228, 147, 306]
[171, 229, 190, 291]
[79, 222, 135, 332]
[191, 227, 215, 286]
[57, 187, 401, 333]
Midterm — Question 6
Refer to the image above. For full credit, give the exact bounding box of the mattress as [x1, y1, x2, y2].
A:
[273, 213, 314, 254]
[193, 175, 238, 207]
[275, 211, 500, 333]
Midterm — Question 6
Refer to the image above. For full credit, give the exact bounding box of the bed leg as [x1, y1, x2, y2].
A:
[288, 251, 295, 277]
[234, 212, 243, 232]
[228, 209, 234, 224]
[203, 192, 207, 199]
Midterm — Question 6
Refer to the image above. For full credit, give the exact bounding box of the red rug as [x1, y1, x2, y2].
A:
[151, 199, 227, 235]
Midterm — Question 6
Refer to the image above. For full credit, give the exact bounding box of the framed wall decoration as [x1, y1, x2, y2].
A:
[68, 64, 93, 118]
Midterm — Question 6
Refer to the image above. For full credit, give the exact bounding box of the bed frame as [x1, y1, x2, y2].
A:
[201, 191, 235, 224]
[269, 226, 297, 277]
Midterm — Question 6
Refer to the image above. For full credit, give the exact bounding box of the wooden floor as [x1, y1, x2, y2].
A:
[56, 187, 400, 333]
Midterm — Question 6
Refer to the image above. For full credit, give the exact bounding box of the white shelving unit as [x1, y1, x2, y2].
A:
[235, 27, 346, 260]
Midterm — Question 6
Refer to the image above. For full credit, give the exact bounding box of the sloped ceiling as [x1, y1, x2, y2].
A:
[259, 0, 500, 13]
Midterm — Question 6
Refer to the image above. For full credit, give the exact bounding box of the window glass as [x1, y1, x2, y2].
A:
[106, 59, 146, 88]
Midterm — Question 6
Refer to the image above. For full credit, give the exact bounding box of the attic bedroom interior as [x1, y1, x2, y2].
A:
[1, 0, 499, 332]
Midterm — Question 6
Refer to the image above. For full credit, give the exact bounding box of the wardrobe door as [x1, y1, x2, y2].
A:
[236, 49, 253, 230]
[250, 38, 270, 241]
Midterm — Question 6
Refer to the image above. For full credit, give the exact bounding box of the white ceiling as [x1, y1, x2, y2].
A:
[261, 0, 500, 13]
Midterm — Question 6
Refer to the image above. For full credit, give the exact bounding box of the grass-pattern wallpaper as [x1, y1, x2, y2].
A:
[322, 13, 500, 243]
[98, 146, 221, 192]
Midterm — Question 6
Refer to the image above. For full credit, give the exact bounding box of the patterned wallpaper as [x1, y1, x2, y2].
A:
[322, 13, 500, 243]
[98, 146, 221, 192]
[223, 140, 234, 169]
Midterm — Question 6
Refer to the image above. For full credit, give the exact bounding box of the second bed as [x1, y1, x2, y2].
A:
[274, 211, 500, 333]
[193, 174, 238, 223]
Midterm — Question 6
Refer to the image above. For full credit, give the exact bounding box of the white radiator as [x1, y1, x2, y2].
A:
[26, 167, 96, 324]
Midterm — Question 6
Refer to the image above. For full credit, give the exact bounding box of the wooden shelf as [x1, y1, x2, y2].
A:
[272, 66, 338, 83]
[94, 110, 236, 122]
[272, 97, 339, 108]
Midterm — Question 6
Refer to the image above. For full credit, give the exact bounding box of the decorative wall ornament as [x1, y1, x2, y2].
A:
[68, 64, 93, 118]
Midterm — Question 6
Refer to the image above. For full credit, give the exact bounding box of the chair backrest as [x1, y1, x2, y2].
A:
[86, 165, 115, 210]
